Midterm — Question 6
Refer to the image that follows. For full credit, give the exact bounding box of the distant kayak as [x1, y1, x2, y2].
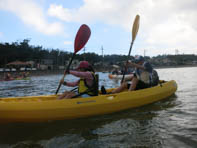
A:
[108, 74, 133, 80]
[15, 77, 31, 80]
[0, 77, 31, 82]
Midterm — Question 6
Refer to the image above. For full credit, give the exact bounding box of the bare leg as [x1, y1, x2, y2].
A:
[57, 91, 76, 99]
[129, 77, 138, 91]
[65, 92, 76, 98]
[111, 82, 128, 94]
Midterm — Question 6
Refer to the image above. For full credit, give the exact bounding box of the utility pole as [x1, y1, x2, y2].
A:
[144, 49, 146, 57]
[101, 46, 104, 60]
[101, 46, 104, 70]
[175, 49, 179, 55]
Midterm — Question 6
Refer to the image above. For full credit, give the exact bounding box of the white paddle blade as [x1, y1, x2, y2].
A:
[132, 15, 140, 42]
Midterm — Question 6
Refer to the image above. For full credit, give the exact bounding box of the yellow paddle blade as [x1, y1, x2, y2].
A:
[132, 14, 140, 42]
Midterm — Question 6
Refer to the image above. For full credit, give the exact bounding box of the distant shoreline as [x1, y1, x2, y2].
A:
[0, 70, 64, 80]
[155, 64, 197, 69]
[0, 65, 197, 79]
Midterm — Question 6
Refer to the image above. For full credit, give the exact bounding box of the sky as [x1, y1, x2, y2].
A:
[0, 0, 197, 57]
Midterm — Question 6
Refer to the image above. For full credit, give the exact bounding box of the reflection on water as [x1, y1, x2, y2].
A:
[0, 68, 197, 147]
[0, 96, 177, 148]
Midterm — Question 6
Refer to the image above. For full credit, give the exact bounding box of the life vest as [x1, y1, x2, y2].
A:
[78, 73, 98, 96]
[150, 70, 159, 86]
[135, 61, 159, 85]
[136, 68, 159, 86]
[136, 70, 150, 84]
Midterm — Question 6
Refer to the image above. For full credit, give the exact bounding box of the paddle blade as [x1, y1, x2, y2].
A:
[132, 15, 140, 42]
[74, 24, 91, 53]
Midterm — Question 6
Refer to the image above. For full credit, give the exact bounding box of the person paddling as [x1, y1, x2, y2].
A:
[111, 55, 159, 94]
[57, 61, 98, 99]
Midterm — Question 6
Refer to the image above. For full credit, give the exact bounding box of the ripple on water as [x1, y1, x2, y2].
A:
[0, 68, 197, 147]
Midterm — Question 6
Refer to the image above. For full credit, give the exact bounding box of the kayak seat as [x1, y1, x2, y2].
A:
[101, 85, 107, 94]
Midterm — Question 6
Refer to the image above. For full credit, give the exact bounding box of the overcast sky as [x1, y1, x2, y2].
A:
[0, 0, 197, 57]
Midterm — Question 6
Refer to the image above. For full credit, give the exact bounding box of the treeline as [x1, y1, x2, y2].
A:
[152, 54, 197, 66]
[0, 39, 71, 66]
[1, 39, 197, 68]
[0, 39, 129, 67]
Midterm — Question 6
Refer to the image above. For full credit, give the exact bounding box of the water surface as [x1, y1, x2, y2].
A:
[0, 67, 197, 148]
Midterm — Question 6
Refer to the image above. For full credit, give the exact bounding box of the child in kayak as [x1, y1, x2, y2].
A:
[57, 61, 98, 99]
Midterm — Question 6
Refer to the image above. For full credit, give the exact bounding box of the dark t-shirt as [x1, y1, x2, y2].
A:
[135, 61, 153, 76]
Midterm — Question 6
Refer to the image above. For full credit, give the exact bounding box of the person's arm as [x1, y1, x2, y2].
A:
[63, 80, 79, 87]
[123, 74, 134, 82]
[127, 61, 145, 70]
[60, 75, 79, 87]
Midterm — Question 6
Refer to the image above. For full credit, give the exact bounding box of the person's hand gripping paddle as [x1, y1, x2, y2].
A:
[121, 15, 140, 83]
[55, 24, 91, 94]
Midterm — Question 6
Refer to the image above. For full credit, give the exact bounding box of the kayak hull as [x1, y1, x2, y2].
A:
[0, 80, 177, 123]
[15, 77, 31, 80]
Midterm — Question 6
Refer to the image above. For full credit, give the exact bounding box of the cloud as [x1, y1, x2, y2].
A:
[63, 41, 72, 45]
[48, 0, 197, 54]
[0, 0, 63, 35]
[48, 0, 137, 26]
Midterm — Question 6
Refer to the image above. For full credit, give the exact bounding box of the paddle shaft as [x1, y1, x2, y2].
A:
[121, 15, 140, 83]
[121, 41, 134, 83]
[55, 53, 76, 94]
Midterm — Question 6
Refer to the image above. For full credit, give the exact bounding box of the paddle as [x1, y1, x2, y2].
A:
[55, 24, 91, 94]
[121, 15, 140, 83]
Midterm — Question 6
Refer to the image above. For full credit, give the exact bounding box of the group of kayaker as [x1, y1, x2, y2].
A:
[3, 72, 29, 81]
[3, 73, 14, 81]
[58, 55, 159, 99]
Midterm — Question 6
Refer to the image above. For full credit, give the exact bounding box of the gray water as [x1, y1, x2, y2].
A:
[0, 67, 197, 148]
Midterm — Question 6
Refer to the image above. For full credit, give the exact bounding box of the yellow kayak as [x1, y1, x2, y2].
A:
[0, 80, 177, 123]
